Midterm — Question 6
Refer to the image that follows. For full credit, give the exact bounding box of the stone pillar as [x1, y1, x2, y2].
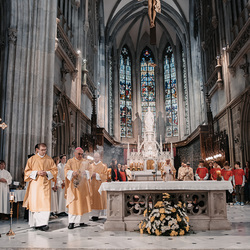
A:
[1, 1, 57, 180]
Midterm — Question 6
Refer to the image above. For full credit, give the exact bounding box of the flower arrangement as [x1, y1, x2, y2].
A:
[139, 193, 190, 236]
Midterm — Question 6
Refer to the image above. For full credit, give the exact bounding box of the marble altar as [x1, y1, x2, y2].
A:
[99, 181, 233, 232]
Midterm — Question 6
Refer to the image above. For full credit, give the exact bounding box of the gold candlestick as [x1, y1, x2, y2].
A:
[6, 193, 15, 236]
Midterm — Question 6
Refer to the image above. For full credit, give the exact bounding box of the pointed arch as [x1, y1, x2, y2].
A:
[120, 45, 132, 137]
[164, 43, 178, 137]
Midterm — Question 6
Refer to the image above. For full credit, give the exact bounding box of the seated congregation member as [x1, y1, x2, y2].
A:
[57, 154, 67, 215]
[50, 156, 59, 219]
[90, 152, 107, 221]
[221, 161, 233, 203]
[233, 161, 245, 206]
[195, 160, 208, 181]
[23, 143, 58, 231]
[210, 161, 222, 180]
[0, 160, 12, 220]
[161, 158, 176, 181]
[178, 162, 194, 181]
[65, 147, 91, 229]
[119, 165, 127, 181]
[110, 159, 121, 181]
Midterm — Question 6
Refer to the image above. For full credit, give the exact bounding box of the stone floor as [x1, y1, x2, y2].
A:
[1, 205, 250, 250]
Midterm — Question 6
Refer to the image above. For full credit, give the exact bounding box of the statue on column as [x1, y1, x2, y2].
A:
[144, 107, 154, 132]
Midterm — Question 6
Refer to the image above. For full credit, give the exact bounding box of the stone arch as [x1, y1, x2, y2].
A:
[52, 95, 71, 158]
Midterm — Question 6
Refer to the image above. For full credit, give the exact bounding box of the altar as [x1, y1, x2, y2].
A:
[99, 181, 233, 232]
[127, 107, 174, 181]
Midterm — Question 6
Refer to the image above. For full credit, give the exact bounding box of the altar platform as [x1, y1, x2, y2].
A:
[0, 205, 250, 249]
[99, 181, 233, 232]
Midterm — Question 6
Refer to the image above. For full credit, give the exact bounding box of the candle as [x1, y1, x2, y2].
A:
[63, 112, 65, 121]
[9, 192, 14, 201]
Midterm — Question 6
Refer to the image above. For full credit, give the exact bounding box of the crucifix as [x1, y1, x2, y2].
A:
[148, 0, 161, 28]
[139, 0, 161, 44]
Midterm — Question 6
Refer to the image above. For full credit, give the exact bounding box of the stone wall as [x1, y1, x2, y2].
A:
[103, 142, 124, 166]
[176, 138, 201, 172]
[231, 102, 242, 162]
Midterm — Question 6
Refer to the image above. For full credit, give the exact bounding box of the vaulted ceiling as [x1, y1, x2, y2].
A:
[103, 0, 190, 50]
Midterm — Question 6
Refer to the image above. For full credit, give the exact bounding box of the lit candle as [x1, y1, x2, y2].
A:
[9, 192, 14, 201]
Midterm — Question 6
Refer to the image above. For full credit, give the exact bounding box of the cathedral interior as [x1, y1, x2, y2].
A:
[0, 0, 249, 181]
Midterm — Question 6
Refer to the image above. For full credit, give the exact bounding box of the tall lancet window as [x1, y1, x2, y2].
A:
[119, 46, 132, 138]
[164, 44, 178, 137]
[140, 47, 156, 136]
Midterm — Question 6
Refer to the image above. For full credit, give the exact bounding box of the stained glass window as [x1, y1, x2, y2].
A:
[182, 48, 189, 135]
[120, 46, 132, 137]
[109, 53, 113, 136]
[140, 47, 156, 136]
[164, 44, 178, 137]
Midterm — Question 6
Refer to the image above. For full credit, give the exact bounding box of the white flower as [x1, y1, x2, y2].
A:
[166, 216, 171, 221]
[146, 221, 152, 229]
[152, 209, 159, 214]
[155, 220, 161, 227]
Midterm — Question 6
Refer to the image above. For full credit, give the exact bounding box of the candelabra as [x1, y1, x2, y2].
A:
[6, 192, 15, 236]
[0, 118, 7, 130]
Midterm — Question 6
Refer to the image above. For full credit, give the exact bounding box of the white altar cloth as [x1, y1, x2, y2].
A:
[12, 190, 26, 202]
[99, 181, 233, 194]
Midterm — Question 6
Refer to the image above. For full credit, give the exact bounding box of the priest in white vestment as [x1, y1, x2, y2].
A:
[23, 143, 57, 231]
[161, 159, 176, 181]
[57, 154, 67, 215]
[0, 160, 12, 219]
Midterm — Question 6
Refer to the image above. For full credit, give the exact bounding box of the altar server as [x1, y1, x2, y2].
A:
[65, 147, 91, 229]
[195, 160, 209, 181]
[50, 156, 59, 218]
[0, 160, 12, 220]
[210, 161, 222, 180]
[90, 152, 107, 221]
[233, 161, 245, 206]
[23, 143, 58, 231]
[57, 154, 67, 215]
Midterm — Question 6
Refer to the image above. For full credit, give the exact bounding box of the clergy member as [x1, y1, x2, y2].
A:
[0, 160, 12, 220]
[90, 152, 107, 221]
[161, 158, 176, 181]
[57, 154, 67, 215]
[23, 143, 58, 231]
[65, 147, 91, 229]
[178, 162, 194, 181]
